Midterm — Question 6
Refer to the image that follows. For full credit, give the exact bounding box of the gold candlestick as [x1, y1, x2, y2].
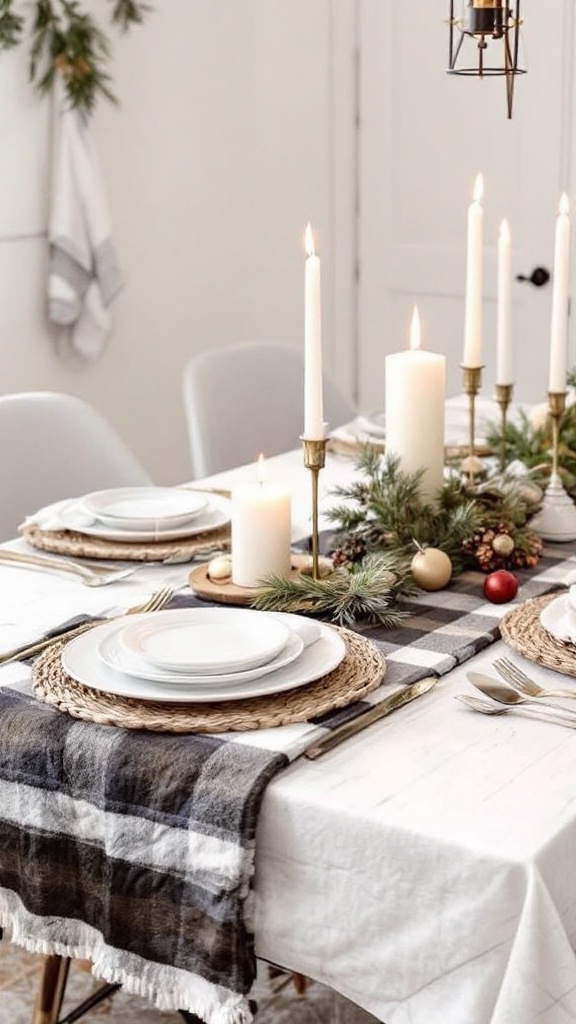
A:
[301, 436, 327, 580]
[494, 382, 514, 472]
[461, 364, 484, 486]
[548, 391, 567, 480]
[529, 390, 576, 541]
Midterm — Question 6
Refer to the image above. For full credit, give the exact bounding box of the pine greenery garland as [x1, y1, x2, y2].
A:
[249, 449, 543, 627]
[485, 391, 576, 501]
[0, 0, 150, 113]
[251, 553, 417, 628]
[326, 450, 541, 574]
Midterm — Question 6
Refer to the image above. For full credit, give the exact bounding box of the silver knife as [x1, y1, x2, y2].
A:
[304, 676, 437, 760]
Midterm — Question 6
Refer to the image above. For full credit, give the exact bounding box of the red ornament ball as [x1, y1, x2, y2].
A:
[483, 569, 519, 604]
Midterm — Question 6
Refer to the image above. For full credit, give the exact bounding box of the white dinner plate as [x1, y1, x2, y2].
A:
[117, 607, 292, 674]
[62, 616, 346, 702]
[99, 627, 304, 685]
[58, 493, 231, 542]
[82, 487, 208, 530]
[540, 593, 576, 645]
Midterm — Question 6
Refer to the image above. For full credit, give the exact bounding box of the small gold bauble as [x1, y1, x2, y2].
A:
[517, 481, 543, 506]
[410, 544, 452, 591]
[491, 534, 515, 556]
[207, 554, 232, 581]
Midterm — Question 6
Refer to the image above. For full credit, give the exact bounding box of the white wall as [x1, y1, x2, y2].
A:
[0, 0, 352, 484]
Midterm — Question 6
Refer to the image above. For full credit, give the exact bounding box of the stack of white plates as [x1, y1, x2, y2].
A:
[62, 607, 347, 703]
[60, 486, 231, 542]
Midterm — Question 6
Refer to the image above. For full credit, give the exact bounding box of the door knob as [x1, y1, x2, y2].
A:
[515, 266, 550, 287]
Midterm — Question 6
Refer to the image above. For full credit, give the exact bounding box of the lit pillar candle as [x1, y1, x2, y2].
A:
[463, 173, 484, 368]
[549, 193, 571, 393]
[304, 223, 324, 439]
[231, 454, 292, 588]
[497, 219, 514, 385]
[385, 306, 446, 500]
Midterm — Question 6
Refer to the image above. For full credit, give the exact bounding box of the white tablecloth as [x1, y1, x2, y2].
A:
[199, 448, 576, 1024]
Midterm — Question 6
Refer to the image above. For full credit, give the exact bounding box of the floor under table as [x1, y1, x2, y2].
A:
[0, 938, 377, 1024]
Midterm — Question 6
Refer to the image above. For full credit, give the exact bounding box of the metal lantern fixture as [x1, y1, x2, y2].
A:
[447, 0, 526, 118]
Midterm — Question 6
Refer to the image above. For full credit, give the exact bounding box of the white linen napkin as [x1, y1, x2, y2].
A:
[48, 86, 123, 361]
[21, 498, 96, 533]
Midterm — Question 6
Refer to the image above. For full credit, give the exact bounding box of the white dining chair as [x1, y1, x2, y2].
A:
[0, 390, 152, 541]
[182, 340, 356, 477]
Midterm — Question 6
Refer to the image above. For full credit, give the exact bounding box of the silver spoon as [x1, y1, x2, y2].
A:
[467, 670, 576, 721]
[455, 694, 576, 728]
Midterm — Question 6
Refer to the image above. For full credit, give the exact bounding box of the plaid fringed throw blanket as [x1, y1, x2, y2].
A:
[0, 697, 288, 1024]
[0, 546, 574, 1023]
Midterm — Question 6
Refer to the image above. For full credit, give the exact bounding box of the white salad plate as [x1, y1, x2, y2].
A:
[117, 608, 292, 674]
[62, 616, 346, 702]
[59, 493, 231, 542]
[81, 487, 208, 530]
[539, 593, 576, 645]
[99, 627, 304, 685]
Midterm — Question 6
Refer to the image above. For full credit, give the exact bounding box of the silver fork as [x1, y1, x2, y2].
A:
[0, 549, 137, 587]
[493, 656, 576, 700]
[0, 584, 175, 664]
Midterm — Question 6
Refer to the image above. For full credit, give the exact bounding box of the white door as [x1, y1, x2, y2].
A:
[354, 0, 576, 411]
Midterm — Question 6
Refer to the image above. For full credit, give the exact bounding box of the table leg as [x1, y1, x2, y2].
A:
[32, 955, 70, 1024]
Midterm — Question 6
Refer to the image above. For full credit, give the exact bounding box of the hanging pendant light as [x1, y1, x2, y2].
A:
[447, 1, 526, 118]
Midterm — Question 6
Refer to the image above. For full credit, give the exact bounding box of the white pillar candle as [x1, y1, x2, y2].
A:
[304, 223, 324, 439]
[385, 305, 446, 500]
[497, 219, 514, 385]
[549, 193, 571, 393]
[463, 173, 484, 368]
[231, 455, 292, 588]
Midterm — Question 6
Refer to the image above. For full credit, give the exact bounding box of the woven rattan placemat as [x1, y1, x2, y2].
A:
[32, 627, 386, 733]
[500, 591, 576, 677]
[20, 523, 230, 562]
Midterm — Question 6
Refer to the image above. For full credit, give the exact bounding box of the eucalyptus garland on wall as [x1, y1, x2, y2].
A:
[0, 0, 150, 113]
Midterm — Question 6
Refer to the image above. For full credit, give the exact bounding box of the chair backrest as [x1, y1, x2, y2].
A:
[0, 391, 152, 541]
[183, 341, 356, 477]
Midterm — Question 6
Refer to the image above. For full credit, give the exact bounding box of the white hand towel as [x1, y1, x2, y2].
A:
[48, 91, 123, 361]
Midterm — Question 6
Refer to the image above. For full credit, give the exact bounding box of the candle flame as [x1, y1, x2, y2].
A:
[499, 218, 511, 242]
[409, 304, 421, 351]
[305, 223, 316, 257]
[256, 452, 266, 485]
[473, 173, 484, 204]
[559, 192, 570, 216]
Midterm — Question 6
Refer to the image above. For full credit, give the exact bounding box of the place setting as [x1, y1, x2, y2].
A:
[17, 484, 232, 563]
[31, 604, 386, 733]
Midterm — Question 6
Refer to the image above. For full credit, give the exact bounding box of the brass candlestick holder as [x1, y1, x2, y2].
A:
[494, 382, 514, 472]
[461, 365, 484, 486]
[301, 436, 327, 580]
[530, 391, 576, 541]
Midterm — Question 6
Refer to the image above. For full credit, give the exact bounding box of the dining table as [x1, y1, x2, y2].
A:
[2, 427, 576, 1024]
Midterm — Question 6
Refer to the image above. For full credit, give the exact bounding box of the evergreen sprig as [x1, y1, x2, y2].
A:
[327, 451, 481, 573]
[326, 450, 541, 575]
[251, 553, 417, 628]
[485, 394, 576, 500]
[0, 0, 150, 113]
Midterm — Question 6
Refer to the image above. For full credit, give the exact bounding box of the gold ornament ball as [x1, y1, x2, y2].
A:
[410, 545, 453, 591]
[491, 534, 515, 556]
